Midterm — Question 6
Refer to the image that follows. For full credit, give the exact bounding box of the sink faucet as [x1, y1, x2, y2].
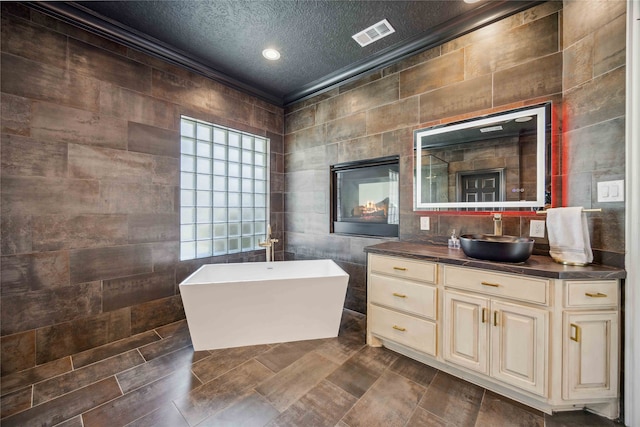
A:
[258, 224, 279, 262]
[493, 213, 503, 236]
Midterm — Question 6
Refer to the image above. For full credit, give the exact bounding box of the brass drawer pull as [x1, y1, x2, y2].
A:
[392, 325, 406, 332]
[493, 311, 499, 326]
[481, 281, 501, 287]
[481, 308, 488, 323]
[585, 292, 608, 298]
[570, 323, 581, 342]
[392, 292, 407, 298]
[393, 266, 407, 271]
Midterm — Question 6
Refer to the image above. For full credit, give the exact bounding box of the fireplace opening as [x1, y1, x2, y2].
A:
[330, 156, 399, 237]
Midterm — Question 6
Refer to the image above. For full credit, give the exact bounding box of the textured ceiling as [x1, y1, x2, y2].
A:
[31, 1, 540, 106]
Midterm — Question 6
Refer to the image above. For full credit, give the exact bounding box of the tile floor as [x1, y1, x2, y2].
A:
[0, 310, 623, 427]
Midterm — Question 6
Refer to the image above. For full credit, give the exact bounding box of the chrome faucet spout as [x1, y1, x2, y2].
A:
[493, 213, 503, 236]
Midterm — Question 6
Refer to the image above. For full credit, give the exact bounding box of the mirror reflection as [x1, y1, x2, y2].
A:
[414, 102, 551, 211]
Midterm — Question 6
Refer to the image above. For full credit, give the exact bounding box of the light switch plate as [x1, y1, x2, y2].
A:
[530, 220, 546, 238]
[597, 180, 624, 202]
[420, 217, 430, 231]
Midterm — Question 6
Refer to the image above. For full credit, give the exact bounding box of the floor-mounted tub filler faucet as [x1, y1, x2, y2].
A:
[259, 224, 279, 262]
[493, 213, 503, 236]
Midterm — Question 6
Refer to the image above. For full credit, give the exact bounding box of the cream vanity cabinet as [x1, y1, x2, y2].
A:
[443, 266, 549, 397]
[367, 254, 438, 357]
[366, 250, 622, 418]
[562, 280, 619, 401]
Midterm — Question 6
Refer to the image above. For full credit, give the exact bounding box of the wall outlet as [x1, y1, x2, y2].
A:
[530, 220, 546, 238]
[420, 217, 430, 231]
[597, 180, 624, 202]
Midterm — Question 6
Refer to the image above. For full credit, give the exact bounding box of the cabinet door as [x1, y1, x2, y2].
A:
[490, 300, 548, 397]
[563, 311, 619, 400]
[443, 290, 489, 374]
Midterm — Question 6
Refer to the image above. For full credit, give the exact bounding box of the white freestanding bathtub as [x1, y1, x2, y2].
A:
[179, 260, 349, 350]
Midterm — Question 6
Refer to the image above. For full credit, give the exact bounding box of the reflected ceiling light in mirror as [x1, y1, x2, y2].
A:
[515, 116, 533, 122]
[262, 48, 281, 60]
[480, 125, 503, 133]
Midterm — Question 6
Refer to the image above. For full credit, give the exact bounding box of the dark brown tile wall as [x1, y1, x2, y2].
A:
[283, 0, 626, 314]
[0, 3, 284, 374]
[562, 0, 626, 256]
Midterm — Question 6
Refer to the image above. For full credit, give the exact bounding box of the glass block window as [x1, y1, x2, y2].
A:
[180, 116, 269, 260]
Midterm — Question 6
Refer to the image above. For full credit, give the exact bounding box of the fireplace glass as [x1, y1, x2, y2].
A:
[331, 156, 399, 237]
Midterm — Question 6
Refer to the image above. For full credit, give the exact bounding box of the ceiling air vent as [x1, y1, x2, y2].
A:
[352, 19, 395, 47]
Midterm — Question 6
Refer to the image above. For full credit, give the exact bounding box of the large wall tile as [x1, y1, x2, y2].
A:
[127, 122, 180, 158]
[31, 102, 127, 150]
[285, 145, 335, 173]
[465, 13, 559, 79]
[35, 310, 131, 364]
[103, 272, 175, 312]
[150, 241, 180, 273]
[563, 0, 626, 47]
[69, 38, 151, 94]
[128, 213, 179, 244]
[384, 46, 441, 77]
[1, 281, 102, 335]
[593, 13, 626, 77]
[337, 135, 383, 164]
[1, 134, 67, 178]
[327, 112, 367, 143]
[286, 124, 326, 153]
[366, 97, 419, 135]
[253, 104, 284, 135]
[1, 176, 101, 216]
[316, 75, 399, 124]
[100, 181, 176, 214]
[419, 75, 492, 123]
[1, 54, 99, 112]
[285, 104, 316, 134]
[69, 245, 152, 284]
[399, 50, 463, 99]
[0, 331, 35, 376]
[563, 66, 625, 132]
[563, 35, 594, 90]
[1, 94, 31, 136]
[493, 53, 562, 107]
[1, 251, 69, 296]
[565, 117, 625, 175]
[68, 144, 151, 182]
[100, 85, 177, 130]
[131, 296, 185, 334]
[0, 215, 32, 256]
[208, 91, 254, 126]
[31, 215, 128, 252]
[69, 245, 152, 283]
[151, 69, 213, 112]
[1, 15, 67, 70]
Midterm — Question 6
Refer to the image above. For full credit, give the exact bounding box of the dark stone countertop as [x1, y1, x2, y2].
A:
[364, 241, 626, 280]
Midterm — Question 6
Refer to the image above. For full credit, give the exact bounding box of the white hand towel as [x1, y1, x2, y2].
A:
[546, 207, 593, 265]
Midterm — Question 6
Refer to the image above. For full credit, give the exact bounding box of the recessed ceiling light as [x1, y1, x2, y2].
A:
[464, 0, 482, 3]
[515, 116, 533, 122]
[262, 48, 280, 61]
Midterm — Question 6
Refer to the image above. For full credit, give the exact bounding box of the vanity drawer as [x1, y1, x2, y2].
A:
[369, 305, 436, 356]
[369, 254, 436, 283]
[369, 274, 437, 320]
[565, 280, 618, 308]
[444, 265, 549, 305]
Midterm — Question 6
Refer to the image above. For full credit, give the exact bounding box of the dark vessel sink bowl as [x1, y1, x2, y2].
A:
[459, 234, 535, 263]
